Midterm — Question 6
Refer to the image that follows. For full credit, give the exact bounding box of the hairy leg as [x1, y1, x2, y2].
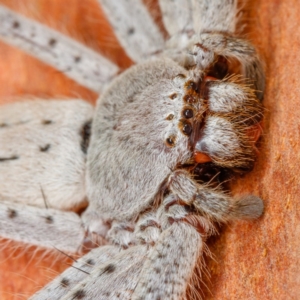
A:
[99, 0, 164, 62]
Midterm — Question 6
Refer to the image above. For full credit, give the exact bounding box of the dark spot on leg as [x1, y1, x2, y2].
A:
[80, 120, 92, 154]
[48, 38, 57, 47]
[102, 263, 116, 274]
[39, 144, 51, 152]
[86, 259, 95, 266]
[60, 278, 70, 287]
[0, 155, 19, 162]
[0, 123, 8, 128]
[127, 27, 135, 35]
[42, 120, 53, 125]
[12, 21, 20, 29]
[72, 289, 86, 299]
[44, 215, 54, 224]
[74, 56, 81, 63]
[8, 208, 17, 218]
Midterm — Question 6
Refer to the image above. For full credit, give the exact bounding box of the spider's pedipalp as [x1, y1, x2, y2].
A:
[167, 169, 264, 223]
[230, 195, 264, 220]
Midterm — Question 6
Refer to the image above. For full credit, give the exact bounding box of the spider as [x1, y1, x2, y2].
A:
[3, 0, 262, 299]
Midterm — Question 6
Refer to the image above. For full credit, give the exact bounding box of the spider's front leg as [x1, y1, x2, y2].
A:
[131, 169, 263, 300]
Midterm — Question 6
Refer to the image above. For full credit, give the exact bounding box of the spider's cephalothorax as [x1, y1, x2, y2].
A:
[85, 40, 264, 224]
[0, 1, 265, 299]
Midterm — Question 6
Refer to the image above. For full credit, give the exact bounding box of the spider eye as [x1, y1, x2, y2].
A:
[182, 122, 192, 135]
[185, 80, 197, 91]
[208, 56, 228, 79]
[182, 109, 194, 119]
[166, 135, 176, 147]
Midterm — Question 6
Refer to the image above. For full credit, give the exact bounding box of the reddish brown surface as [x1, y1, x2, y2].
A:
[0, 0, 299, 299]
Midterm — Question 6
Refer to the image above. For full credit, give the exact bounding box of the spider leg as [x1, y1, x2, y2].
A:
[0, 99, 115, 253]
[0, 201, 85, 254]
[132, 222, 203, 300]
[60, 245, 148, 300]
[35, 211, 201, 300]
[130, 166, 263, 299]
[158, 0, 193, 36]
[0, 99, 93, 211]
[30, 245, 121, 300]
[191, 0, 239, 34]
[190, 33, 265, 100]
[0, 5, 118, 93]
[98, 0, 164, 62]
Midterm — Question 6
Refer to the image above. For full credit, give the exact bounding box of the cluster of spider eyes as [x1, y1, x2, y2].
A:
[165, 80, 198, 147]
[164, 56, 231, 148]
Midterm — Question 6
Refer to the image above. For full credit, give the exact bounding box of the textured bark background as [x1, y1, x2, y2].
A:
[0, 0, 299, 299]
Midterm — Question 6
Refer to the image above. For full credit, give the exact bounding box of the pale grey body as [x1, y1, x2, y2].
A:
[0, 0, 265, 299]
